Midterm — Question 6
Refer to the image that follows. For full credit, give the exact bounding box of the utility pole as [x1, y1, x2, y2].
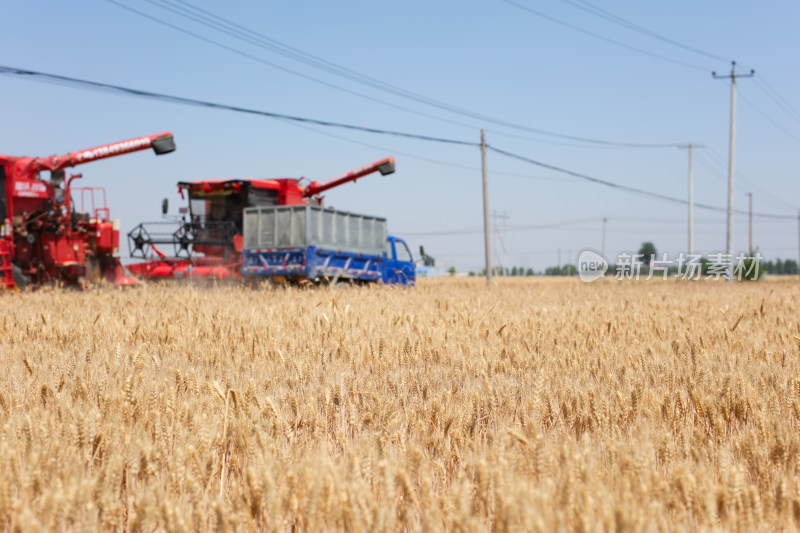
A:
[500, 212, 508, 275]
[714, 61, 755, 279]
[797, 210, 800, 279]
[748, 192, 753, 255]
[481, 129, 491, 286]
[491, 211, 498, 275]
[491, 211, 509, 276]
[678, 143, 704, 255]
[601, 217, 607, 258]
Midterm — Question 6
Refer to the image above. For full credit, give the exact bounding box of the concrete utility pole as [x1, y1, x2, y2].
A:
[481, 129, 492, 286]
[678, 143, 704, 255]
[601, 217, 607, 258]
[714, 61, 755, 279]
[748, 193, 753, 255]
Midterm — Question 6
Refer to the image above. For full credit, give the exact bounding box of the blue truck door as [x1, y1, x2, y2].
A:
[382, 236, 416, 285]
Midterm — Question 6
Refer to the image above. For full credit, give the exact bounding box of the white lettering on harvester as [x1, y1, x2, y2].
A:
[15, 181, 47, 193]
[75, 137, 151, 162]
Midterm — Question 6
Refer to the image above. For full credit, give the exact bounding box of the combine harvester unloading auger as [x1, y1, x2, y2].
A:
[0, 132, 175, 289]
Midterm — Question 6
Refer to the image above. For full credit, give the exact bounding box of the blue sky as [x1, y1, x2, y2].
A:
[2, 0, 799, 271]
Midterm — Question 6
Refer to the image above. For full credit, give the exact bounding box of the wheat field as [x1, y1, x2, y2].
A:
[1, 277, 800, 531]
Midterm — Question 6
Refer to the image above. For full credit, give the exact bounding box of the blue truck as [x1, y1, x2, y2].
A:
[240, 205, 415, 285]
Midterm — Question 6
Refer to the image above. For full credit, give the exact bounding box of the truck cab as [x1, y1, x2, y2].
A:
[383, 236, 415, 285]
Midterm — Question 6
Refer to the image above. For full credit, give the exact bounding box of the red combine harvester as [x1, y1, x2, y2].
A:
[0, 132, 176, 288]
[127, 157, 396, 280]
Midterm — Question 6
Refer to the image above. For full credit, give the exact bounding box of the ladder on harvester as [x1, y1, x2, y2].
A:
[0, 239, 14, 290]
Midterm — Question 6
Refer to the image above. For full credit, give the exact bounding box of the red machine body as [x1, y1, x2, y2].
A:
[127, 157, 395, 280]
[0, 132, 176, 288]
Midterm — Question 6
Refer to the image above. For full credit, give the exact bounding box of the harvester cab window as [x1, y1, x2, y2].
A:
[190, 196, 230, 222]
[190, 198, 210, 219]
[189, 191, 249, 233]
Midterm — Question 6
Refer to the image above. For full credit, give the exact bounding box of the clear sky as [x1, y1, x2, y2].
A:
[2, 0, 799, 272]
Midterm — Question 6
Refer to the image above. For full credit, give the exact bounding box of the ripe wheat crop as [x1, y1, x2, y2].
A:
[1, 277, 799, 531]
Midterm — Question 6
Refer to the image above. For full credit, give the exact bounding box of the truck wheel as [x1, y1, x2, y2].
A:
[11, 264, 28, 290]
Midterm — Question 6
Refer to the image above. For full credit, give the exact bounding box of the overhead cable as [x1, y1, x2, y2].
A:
[487, 145, 797, 219]
[0, 64, 795, 221]
[0, 65, 477, 147]
[105, 0, 680, 148]
[560, 0, 732, 64]
[498, 0, 709, 72]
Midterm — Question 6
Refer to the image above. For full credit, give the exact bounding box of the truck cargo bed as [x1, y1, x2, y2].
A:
[242, 246, 382, 281]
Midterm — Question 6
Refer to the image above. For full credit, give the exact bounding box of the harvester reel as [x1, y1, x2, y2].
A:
[127, 224, 154, 259]
[172, 224, 194, 258]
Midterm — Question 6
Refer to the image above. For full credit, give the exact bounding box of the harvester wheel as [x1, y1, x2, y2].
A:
[11, 264, 28, 290]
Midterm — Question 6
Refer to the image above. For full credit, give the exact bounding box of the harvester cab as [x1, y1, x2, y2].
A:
[176, 178, 287, 258]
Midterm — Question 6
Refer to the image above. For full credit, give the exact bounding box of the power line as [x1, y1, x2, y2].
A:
[482, 128, 666, 149]
[753, 77, 800, 124]
[609, 215, 787, 225]
[739, 89, 800, 144]
[105, 0, 680, 149]
[498, 0, 710, 72]
[2, 64, 796, 222]
[691, 155, 791, 215]
[140, 0, 494, 121]
[598, 227, 799, 236]
[435, 250, 563, 258]
[704, 146, 800, 211]
[277, 117, 580, 183]
[692, 150, 779, 207]
[165, 0, 791, 157]
[405, 223, 798, 238]
[403, 217, 600, 236]
[102, 0, 484, 134]
[692, 152, 732, 185]
[560, 0, 732, 64]
[488, 145, 710, 206]
[0, 65, 477, 147]
[486, 145, 797, 219]
[408, 215, 790, 237]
